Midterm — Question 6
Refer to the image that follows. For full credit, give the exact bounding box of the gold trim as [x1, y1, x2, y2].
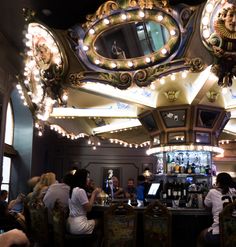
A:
[82, 8, 179, 71]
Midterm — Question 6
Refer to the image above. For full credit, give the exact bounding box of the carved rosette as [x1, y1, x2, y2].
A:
[185, 58, 204, 72]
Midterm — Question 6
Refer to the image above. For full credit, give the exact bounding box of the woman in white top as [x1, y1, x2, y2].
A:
[67, 169, 101, 234]
[198, 172, 236, 247]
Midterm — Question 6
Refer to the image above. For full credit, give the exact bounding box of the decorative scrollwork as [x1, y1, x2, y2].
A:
[83, 1, 119, 29]
[129, 0, 169, 9]
[179, 7, 194, 28]
[118, 72, 133, 89]
[99, 72, 132, 89]
[133, 70, 149, 87]
[185, 58, 204, 72]
[69, 72, 85, 85]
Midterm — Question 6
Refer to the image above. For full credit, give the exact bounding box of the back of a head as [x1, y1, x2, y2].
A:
[72, 169, 89, 189]
[217, 172, 233, 194]
[0, 190, 8, 201]
[63, 172, 74, 187]
[137, 175, 145, 183]
[0, 190, 7, 197]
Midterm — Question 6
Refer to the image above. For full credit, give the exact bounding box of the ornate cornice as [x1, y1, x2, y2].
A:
[68, 58, 203, 90]
[83, 0, 170, 29]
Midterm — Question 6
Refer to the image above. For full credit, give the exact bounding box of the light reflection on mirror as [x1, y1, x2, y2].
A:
[195, 132, 210, 144]
[168, 132, 185, 144]
[95, 21, 169, 59]
[153, 135, 160, 145]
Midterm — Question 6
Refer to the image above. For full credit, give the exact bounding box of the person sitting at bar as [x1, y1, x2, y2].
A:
[8, 193, 25, 214]
[125, 178, 136, 200]
[0, 202, 23, 232]
[86, 178, 96, 199]
[197, 172, 236, 247]
[66, 169, 101, 235]
[43, 172, 74, 223]
[0, 190, 8, 207]
[27, 172, 57, 202]
[136, 175, 150, 207]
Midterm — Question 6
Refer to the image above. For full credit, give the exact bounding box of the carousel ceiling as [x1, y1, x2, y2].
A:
[1, 0, 236, 149]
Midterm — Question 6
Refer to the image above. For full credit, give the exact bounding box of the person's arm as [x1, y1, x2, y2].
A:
[83, 188, 101, 212]
[204, 189, 214, 209]
[114, 187, 124, 198]
[8, 199, 17, 210]
[0, 229, 30, 247]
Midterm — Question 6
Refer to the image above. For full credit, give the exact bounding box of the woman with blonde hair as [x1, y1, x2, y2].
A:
[28, 172, 56, 202]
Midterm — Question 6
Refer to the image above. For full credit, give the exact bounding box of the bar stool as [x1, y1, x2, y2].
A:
[103, 202, 137, 247]
[143, 200, 172, 247]
[219, 200, 236, 247]
[51, 200, 96, 247]
[26, 199, 52, 247]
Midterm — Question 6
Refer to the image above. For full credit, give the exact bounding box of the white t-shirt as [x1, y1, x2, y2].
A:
[204, 187, 236, 234]
[69, 187, 88, 217]
[67, 187, 95, 234]
[43, 182, 70, 210]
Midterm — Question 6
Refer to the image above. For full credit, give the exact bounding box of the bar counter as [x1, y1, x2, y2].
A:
[91, 203, 212, 247]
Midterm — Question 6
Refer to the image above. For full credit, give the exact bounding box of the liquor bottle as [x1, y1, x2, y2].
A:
[181, 183, 187, 201]
[187, 162, 192, 174]
[195, 165, 200, 174]
[172, 181, 178, 200]
[200, 165, 206, 175]
[177, 182, 182, 199]
[167, 181, 173, 200]
[191, 163, 195, 174]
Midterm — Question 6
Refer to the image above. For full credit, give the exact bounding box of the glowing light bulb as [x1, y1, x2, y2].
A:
[157, 15, 163, 21]
[128, 61, 133, 67]
[83, 45, 89, 51]
[89, 29, 95, 34]
[170, 30, 176, 36]
[139, 11, 145, 18]
[103, 19, 110, 25]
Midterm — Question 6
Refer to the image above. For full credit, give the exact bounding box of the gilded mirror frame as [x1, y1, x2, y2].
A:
[78, 1, 180, 71]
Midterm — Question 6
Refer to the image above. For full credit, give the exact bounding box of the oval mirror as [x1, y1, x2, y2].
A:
[95, 21, 170, 59]
[81, 7, 180, 70]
